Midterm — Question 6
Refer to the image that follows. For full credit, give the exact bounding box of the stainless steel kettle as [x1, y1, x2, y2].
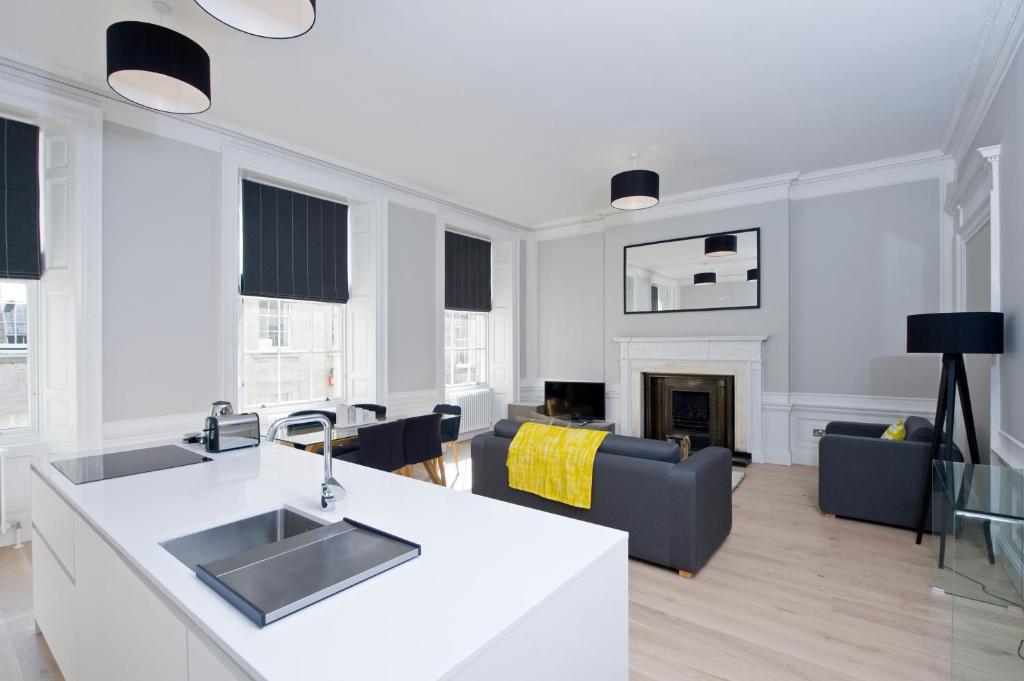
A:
[209, 400, 234, 418]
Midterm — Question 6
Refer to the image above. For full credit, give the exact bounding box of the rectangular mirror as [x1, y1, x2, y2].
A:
[623, 227, 760, 313]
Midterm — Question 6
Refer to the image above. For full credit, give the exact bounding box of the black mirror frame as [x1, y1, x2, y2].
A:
[622, 227, 761, 314]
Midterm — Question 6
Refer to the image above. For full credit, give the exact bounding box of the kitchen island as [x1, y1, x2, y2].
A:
[30, 440, 628, 681]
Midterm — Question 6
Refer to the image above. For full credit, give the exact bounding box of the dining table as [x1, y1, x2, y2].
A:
[266, 407, 458, 452]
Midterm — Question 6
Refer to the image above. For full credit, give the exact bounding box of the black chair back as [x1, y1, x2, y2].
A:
[288, 409, 337, 426]
[433, 404, 462, 443]
[402, 413, 443, 466]
[352, 403, 387, 421]
[356, 420, 406, 472]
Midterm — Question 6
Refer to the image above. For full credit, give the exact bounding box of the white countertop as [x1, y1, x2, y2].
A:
[32, 440, 627, 681]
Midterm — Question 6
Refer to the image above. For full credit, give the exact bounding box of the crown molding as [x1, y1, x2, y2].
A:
[942, 0, 1024, 166]
[534, 150, 952, 241]
[0, 53, 531, 234]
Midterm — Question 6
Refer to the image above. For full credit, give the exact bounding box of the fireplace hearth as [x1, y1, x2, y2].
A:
[644, 373, 734, 453]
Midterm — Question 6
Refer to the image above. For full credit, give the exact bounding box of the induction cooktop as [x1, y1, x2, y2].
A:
[51, 445, 211, 485]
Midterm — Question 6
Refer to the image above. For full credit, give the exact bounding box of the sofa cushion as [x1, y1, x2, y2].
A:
[491, 419, 681, 463]
[904, 416, 934, 443]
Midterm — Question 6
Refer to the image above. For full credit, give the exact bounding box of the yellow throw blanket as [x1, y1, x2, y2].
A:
[506, 422, 609, 509]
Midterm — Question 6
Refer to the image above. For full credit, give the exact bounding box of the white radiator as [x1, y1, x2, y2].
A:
[446, 387, 493, 434]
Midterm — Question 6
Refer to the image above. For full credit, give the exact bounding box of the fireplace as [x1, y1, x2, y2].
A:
[643, 373, 735, 453]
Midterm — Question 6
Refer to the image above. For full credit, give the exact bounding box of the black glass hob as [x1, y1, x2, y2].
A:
[51, 445, 211, 485]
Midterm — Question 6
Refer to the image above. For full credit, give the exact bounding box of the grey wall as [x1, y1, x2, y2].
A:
[789, 180, 940, 397]
[604, 201, 791, 391]
[537, 232, 605, 381]
[102, 123, 220, 421]
[387, 202, 438, 393]
[965, 43, 1024, 444]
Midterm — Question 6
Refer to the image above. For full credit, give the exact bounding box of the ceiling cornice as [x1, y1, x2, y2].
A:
[0, 53, 532, 234]
[534, 151, 953, 241]
[942, 0, 1024, 166]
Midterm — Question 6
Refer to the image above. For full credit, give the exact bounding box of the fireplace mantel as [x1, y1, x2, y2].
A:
[612, 336, 767, 461]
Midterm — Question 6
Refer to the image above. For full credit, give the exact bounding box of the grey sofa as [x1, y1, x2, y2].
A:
[818, 416, 959, 529]
[471, 420, 733, 576]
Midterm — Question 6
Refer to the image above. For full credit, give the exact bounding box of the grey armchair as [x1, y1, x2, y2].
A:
[818, 416, 960, 529]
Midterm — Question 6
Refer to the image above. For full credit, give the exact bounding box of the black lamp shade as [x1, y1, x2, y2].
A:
[107, 21, 211, 114]
[907, 312, 1004, 354]
[693, 272, 716, 286]
[747, 268, 758, 281]
[704, 234, 738, 257]
[195, 0, 316, 39]
[611, 169, 659, 210]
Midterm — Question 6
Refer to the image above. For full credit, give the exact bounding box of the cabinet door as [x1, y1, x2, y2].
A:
[75, 517, 188, 681]
[187, 627, 251, 681]
[32, 534, 77, 680]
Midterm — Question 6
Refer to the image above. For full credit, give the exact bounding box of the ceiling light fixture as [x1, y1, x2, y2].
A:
[106, 21, 211, 114]
[610, 153, 659, 210]
[704, 234, 738, 257]
[194, 0, 316, 39]
[694, 272, 717, 286]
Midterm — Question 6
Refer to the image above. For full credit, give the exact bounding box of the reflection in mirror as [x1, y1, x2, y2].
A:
[624, 228, 760, 313]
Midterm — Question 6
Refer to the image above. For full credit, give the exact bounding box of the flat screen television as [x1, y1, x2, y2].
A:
[544, 381, 605, 420]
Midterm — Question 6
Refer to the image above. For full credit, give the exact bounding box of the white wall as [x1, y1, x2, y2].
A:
[102, 123, 221, 422]
[789, 180, 940, 398]
[537, 232, 605, 381]
[387, 202, 438, 394]
[604, 201, 790, 392]
[965, 41, 1024, 450]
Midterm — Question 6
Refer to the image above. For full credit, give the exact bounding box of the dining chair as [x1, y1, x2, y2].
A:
[352, 403, 387, 421]
[356, 420, 406, 472]
[402, 413, 446, 486]
[432, 404, 462, 474]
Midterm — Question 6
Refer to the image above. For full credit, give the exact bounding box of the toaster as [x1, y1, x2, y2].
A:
[204, 412, 261, 453]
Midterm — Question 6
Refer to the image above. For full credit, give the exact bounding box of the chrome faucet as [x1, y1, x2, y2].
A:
[266, 414, 345, 510]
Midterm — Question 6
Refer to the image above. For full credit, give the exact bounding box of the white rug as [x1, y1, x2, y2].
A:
[731, 471, 746, 491]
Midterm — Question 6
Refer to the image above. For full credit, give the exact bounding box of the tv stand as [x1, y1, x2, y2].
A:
[506, 403, 616, 434]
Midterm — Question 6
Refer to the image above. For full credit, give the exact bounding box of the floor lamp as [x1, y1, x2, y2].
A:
[907, 312, 1004, 561]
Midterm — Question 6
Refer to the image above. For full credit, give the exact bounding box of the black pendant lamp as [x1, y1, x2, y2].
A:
[704, 234, 737, 257]
[195, 0, 316, 38]
[610, 153, 659, 210]
[107, 21, 211, 114]
[747, 268, 759, 281]
[694, 272, 717, 286]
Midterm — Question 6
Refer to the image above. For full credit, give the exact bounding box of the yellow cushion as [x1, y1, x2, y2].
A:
[881, 420, 906, 441]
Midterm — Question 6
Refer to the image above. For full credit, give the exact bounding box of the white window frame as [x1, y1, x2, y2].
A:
[0, 279, 39, 441]
[240, 296, 347, 412]
[444, 309, 489, 390]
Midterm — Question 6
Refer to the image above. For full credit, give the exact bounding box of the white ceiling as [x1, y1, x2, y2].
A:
[0, 1, 993, 226]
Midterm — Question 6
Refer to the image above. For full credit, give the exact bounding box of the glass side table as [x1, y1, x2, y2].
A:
[930, 461, 1024, 679]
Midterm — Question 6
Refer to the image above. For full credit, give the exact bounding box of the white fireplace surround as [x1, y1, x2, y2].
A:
[613, 336, 767, 462]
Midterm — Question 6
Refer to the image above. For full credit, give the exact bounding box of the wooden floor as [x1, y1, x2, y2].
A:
[3, 462, 1020, 681]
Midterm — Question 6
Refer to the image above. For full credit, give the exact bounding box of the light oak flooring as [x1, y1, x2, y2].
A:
[3, 462, 1021, 681]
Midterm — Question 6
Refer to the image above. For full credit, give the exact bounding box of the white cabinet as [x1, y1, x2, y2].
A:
[74, 517, 188, 681]
[32, 532, 77, 680]
[187, 628, 250, 681]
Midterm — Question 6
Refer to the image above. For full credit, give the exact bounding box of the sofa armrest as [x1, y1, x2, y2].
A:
[667, 447, 733, 573]
[824, 421, 889, 438]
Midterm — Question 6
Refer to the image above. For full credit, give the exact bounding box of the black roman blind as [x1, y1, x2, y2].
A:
[240, 179, 349, 304]
[0, 117, 42, 280]
[444, 231, 491, 312]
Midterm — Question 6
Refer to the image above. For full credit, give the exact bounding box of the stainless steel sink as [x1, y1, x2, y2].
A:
[160, 508, 325, 571]
[161, 509, 421, 626]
